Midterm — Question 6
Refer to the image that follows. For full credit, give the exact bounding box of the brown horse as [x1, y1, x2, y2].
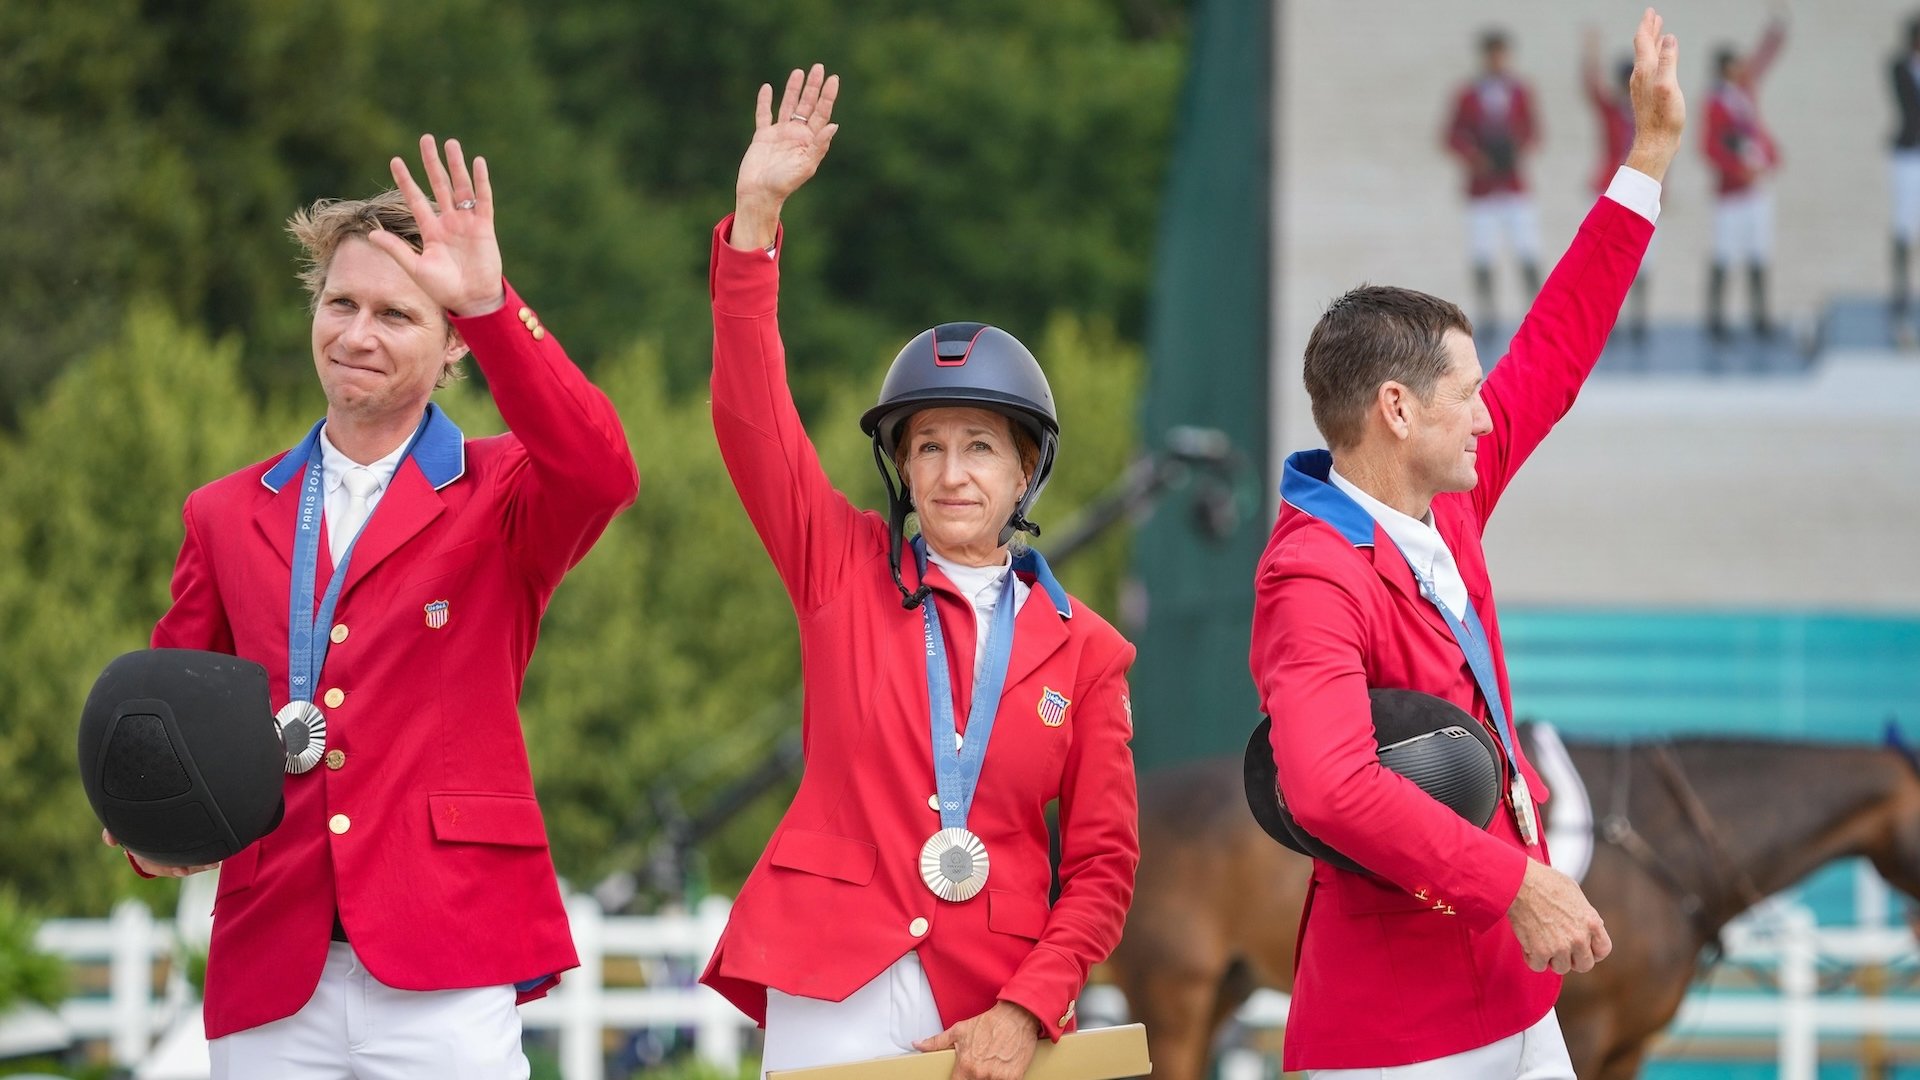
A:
[1104, 734, 1920, 1079]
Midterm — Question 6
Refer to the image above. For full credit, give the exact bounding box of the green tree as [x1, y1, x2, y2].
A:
[531, 0, 1187, 403]
[1, 0, 1185, 423]
[0, 303, 296, 912]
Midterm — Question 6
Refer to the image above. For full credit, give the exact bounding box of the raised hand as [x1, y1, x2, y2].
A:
[730, 64, 841, 251]
[370, 134, 507, 316]
[1625, 7, 1685, 182]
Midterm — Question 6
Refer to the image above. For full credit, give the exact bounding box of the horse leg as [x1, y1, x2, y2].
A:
[1122, 961, 1224, 1080]
[1594, 1046, 1650, 1080]
[1552, 979, 1616, 1080]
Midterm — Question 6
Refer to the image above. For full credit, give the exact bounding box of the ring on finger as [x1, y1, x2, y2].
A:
[455, 198, 478, 211]
[790, 114, 810, 123]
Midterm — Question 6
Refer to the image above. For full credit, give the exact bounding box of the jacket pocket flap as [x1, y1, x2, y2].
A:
[770, 829, 877, 885]
[987, 890, 1050, 940]
[429, 793, 549, 848]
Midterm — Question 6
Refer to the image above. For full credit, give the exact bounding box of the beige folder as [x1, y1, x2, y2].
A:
[766, 1022, 1150, 1079]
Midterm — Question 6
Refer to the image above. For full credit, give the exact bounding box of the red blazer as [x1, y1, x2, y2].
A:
[152, 283, 639, 1039]
[1445, 76, 1538, 197]
[1250, 198, 1651, 1070]
[699, 218, 1139, 1042]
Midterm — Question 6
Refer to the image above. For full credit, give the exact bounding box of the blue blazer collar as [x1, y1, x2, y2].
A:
[261, 403, 466, 493]
[1279, 449, 1376, 548]
[911, 536, 1074, 619]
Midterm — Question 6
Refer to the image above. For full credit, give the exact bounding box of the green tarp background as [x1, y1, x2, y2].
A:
[1129, 0, 1274, 768]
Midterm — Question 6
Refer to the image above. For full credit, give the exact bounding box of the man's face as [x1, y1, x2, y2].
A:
[311, 237, 461, 421]
[1484, 42, 1510, 76]
[1406, 329, 1492, 496]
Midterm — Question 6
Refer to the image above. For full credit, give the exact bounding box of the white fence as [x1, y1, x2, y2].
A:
[16, 866, 1920, 1080]
[20, 890, 757, 1080]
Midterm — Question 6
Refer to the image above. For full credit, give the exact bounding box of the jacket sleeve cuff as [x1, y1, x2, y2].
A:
[124, 849, 156, 880]
[1450, 838, 1530, 930]
[710, 215, 782, 317]
[997, 945, 1082, 1041]
[447, 278, 535, 343]
[1604, 166, 1663, 224]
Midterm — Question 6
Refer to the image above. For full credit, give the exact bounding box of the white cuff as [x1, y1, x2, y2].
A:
[1604, 166, 1662, 225]
[763, 241, 779, 260]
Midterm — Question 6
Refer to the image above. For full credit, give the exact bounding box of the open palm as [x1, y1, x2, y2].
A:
[373, 133, 507, 316]
[737, 64, 841, 205]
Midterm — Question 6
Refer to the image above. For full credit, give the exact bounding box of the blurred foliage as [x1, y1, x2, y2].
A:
[0, 0, 1185, 422]
[0, 889, 65, 1010]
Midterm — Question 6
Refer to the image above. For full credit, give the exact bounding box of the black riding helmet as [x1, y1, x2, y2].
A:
[78, 649, 287, 867]
[1242, 689, 1503, 875]
[858, 322, 1059, 609]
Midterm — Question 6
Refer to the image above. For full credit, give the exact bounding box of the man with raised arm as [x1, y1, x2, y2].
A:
[113, 136, 639, 1078]
[1252, 10, 1684, 1078]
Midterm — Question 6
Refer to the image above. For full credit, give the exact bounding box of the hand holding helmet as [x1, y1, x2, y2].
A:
[78, 649, 287, 870]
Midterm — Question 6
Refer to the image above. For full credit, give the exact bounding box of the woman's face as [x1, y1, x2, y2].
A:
[901, 407, 1030, 566]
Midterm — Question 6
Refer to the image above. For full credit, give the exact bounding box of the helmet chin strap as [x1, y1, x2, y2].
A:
[998, 513, 1041, 548]
[872, 433, 932, 610]
[997, 436, 1055, 547]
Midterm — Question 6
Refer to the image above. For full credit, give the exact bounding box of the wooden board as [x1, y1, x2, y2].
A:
[766, 1023, 1150, 1079]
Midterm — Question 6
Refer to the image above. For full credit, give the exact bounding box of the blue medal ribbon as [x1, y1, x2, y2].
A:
[285, 416, 428, 706]
[1403, 564, 1521, 771]
[914, 538, 1019, 830]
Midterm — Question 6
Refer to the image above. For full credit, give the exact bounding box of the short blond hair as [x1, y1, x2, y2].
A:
[286, 190, 464, 386]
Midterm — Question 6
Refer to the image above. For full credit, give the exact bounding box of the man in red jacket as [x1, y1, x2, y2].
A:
[1703, 13, 1788, 340]
[1252, 10, 1683, 1077]
[1444, 28, 1542, 332]
[113, 136, 639, 1077]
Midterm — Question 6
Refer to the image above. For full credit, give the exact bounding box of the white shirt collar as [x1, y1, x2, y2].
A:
[319, 425, 409, 494]
[927, 549, 1012, 608]
[1329, 467, 1469, 619]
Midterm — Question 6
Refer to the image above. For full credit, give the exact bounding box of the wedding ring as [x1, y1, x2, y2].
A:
[455, 199, 477, 211]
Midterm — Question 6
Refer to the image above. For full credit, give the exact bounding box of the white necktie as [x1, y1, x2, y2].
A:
[331, 468, 382, 563]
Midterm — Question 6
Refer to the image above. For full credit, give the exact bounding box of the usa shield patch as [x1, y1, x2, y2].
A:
[1038, 687, 1070, 727]
[423, 599, 450, 629]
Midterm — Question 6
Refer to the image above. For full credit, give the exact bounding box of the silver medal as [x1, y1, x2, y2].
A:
[919, 827, 990, 902]
[1510, 774, 1539, 846]
[276, 701, 328, 775]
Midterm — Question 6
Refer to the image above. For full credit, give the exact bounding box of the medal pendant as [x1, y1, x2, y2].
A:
[1510, 774, 1539, 846]
[919, 827, 990, 902]
[276, 701, 328, 775]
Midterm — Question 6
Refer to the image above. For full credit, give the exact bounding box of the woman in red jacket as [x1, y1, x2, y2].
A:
[699, 65, 1139, 1080]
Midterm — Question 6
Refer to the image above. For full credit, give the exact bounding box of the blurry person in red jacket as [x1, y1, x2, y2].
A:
[1445, 28, 1541, 331]
[117, 135, 639, 1079]
[1251, 11, 1683, 1077]
[700, 65, 1138, 1080]
[1585, 25, 1652, 344]
[1703, 12, 1788, 340]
